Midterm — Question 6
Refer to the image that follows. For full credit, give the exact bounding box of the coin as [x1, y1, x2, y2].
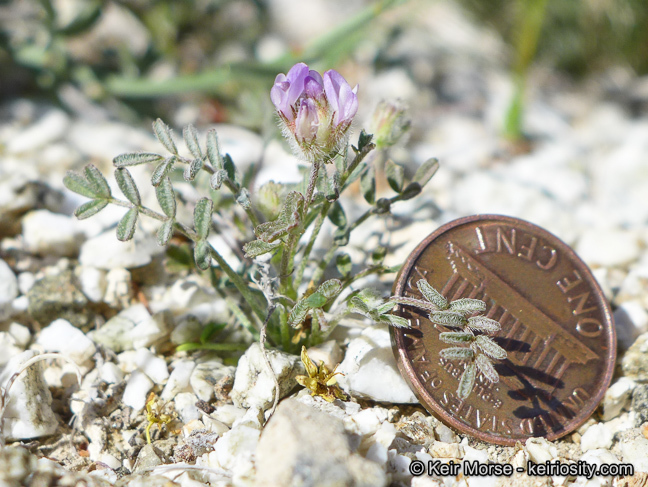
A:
[390, 215, 616, 446]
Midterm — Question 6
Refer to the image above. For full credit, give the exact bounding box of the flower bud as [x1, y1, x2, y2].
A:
[368, 99, 411, 149]
[271, 63, 358, 162]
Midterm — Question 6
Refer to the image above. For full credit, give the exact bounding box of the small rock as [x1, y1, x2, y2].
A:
[89, 315, 136, 352]
[35, 318, 96, 365]
[79, 230, 163, 270]
[77, 266, 107, 303]
[615, 301, 648, 350]
[122, 370, 154, 411]
[131, 311, 173, 350]
[307, 340, 343, 370]
[212, 404, 247, 427]
[576, 229, 640, 268]
[7, 109, 70, 153]
[231, 343, 303, 411]
[619, 436, 648, 472]
[337, 324, 418, 403]
[27, 270, 92, 329]
[0, 446, 38, 485]
[0, 332, 24, 368]
[0, 350, 59, 439]
[22, 210, 86, 257]
[214, 424, 260, 483]
[103, 268, 134, 308]
[580, 423, 614, 452]
[621, 332, 648, 381]
[602, 377, 636, 421]
[174, 392, 202, 423]
[17, 272, 36, 295]
[134, 348, 169, 384]
[0, 259, 18, 320]
[133, 444, 166, 474]
[631, 384, 648, 426]
[8, 322, 31, 348]
[98, 362, 124, 384]
[190, 360, 234, 402]
[160, 360, 195, 401]
[255, 398, 387, 487]
[429, 441, 463, 459]
[525, 437, 557, 463]
[575, 449, 619, 486]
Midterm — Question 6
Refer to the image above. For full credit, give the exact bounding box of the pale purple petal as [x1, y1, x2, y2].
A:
[323, 70, 342, 117]
[285, 63, 309, 107]
[323, 69, 357, 126]
[303, 76, 324, 100]
[295, 98, 319, 142]
[336, 82, 358, 125]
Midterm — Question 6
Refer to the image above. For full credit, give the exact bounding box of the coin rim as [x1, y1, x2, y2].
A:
[390, 214, 616, 446]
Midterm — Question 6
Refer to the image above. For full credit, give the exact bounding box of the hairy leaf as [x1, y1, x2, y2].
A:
[74, 199, 108, 219]
[417, 279, 448, 310]
[379, 314, 410, 328]
[385, 159, 404, 193]
[347, 296, 370, 315]
[288, 298, 311, 327]
[115, 168, 141, 206]
[64, 170, 100, 199]
[155, 177, 176, 218]
[255, 191, 304, 243]
[304, 292, 327, 309]
[388, 296, 436, 311]
[194, 197, 214, 240]
[84, 165, 111, 199]
[206, 129, 223, 170]
[449, 298, 486, 316]
[439, 347, 474, 360]
[151, 157, 175, 186]
[354, 130, 373, 153]
[467, 316, 502, 334]
[210, 169, 227, 190]
[153, 118, 178, 155]
[412, 158, 439, 188]
[223, 154, 238, 187]
[194, 240, 211, 270]
[400, 182, 421, 200]
[243, 239, 280, 258]
[474, 335, 507, 360]
[184, 158, 204, 181]
[113, 152, 163, 167]
[439, 332, 475, 345]
[457, 362, 477, 400]
[328, 201, 347, 228]
[336, 253, 352, 277]
[430, 311, 466, 327]
[333, 227, 350, 247]
[317, 279, 342, 300]
[360, 165, 376, 204]
[237, 188, 251, 209]
[117, 208, 138, 241]
[375, 301, 397, 315]
[183, 124, 202, 158]
[475, 354, 499, 383]
[157, 219, 174, 246]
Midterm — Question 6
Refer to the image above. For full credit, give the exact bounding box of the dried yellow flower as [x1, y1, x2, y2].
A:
[145, 392, 174, 444]
[295, 346, 348, 402]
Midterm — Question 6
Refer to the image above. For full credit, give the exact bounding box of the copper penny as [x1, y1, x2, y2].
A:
[390, 215, 616, 446]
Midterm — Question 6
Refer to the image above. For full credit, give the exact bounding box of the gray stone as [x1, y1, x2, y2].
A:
[133, 444, 167, 474]
[621, 332, 648, 381]
[0, 259, 18, 320]
[26, 270, 93, 329]
[255, 398, 387, 487]
[22, 209, 86, 257]
[231, 343, 304, 411]
[0, 350, 59, 440]
[631, 384, 648, 426]
[615, 301, 648, 350]
[0, 446, 37, 486]
[190, 359, 235, 402]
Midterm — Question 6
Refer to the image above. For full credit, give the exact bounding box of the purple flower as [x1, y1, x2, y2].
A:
[271, 62, 358, 161]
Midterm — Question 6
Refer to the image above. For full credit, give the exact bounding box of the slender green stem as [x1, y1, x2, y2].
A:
[225, 297, 261, 341]
[309, 244, 337, 289]
[293, 202, 330, 290]
[278, 305, 291, 352]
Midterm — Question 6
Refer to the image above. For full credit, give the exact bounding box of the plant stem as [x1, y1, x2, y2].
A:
[293, 202, 329, 291]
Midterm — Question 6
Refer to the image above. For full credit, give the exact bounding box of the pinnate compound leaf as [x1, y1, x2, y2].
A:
[450, 298, 486, 316]
[113, 152, 163, 167]
[74, 199, 108, 219]
[115, 168, 141, 206]
[116, 208, 138, 241]
[183, 124, 202, 158]
[467, 316, 501, 334]
[412, 158, 439, 188]
[457, 362, 477, 400]
[151, 157, 175, 186]
[156, 177, 176, 218]
[474, 335, 507, 360]
[210, 169, 227, 190]
[440, 347, 474, 360]
[184, 158, 204, 181]
[157, 219, 174, 246]
[194, 197, 213, 240]
[317, 279, 342, 300]
[417, 279, 447, 310]
[439, 332, 474, 345]
[194, 240, 211, 270]
[475, 354, 499, 383]
[385, 159, 404, 193]
[153, 118, 178, 155]
[84, 164, 111, 199]
[206, 129, 223, 170]
[243, 239, 280, 258]
[360, 165, 376, 205]
[328, 201, 347, 228]
[430, 311, 466, 327]
[64, 170, 100, 199]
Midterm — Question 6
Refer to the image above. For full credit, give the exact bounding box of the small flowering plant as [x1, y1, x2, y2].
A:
[63, 61, 443, 390]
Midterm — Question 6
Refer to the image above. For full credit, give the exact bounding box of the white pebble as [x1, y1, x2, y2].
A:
[35, 318, 96, 365]
[99, 362, 124, 384]
[134, 348, 169, 384]
[614, 301, 648, 350]
[580, 423, 614, 452]
[122, 370, 154, 410]
[0, 258, 18, 319]
[78, 266, 107, 303]
[22, 210, 86, 257]
[174, 392, 202, 423]
[161, 360, 195, 401]
[17, 272, 36, 295]
[576, 229, 640, 268]
[8, 322, 31, 348]
[602, 377, 636, 421]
